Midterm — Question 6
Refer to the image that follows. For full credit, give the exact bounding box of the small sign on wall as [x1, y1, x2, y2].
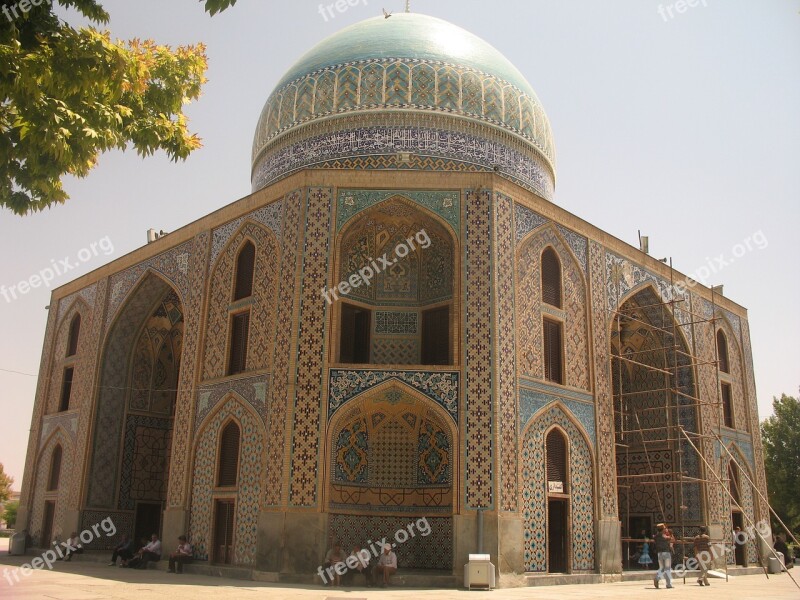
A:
[548, 481, 564, 494]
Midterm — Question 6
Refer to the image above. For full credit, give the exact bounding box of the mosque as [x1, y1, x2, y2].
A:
[17, 11, 769, 585]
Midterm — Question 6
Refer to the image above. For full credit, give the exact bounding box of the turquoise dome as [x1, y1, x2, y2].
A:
[251, 13, 556, 200]
[275, 13, 537, 97]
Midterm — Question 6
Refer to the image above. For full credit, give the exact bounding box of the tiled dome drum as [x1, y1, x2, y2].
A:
[251, 13, 556, 200]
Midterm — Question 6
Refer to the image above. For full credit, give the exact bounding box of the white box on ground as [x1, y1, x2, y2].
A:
[9, 531, 26, 556]
[768, 553, 784, 574]
[464, 554, 495, 590]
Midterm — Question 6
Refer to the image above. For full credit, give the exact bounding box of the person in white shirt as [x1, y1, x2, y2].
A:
[129, 533, 162, 569]
[167, 535, 193, 574]
[323, 542, 346, 586]
[343, 545, 373, 587]
[64, 532, 84, 561]
[375, 544, 397, 587]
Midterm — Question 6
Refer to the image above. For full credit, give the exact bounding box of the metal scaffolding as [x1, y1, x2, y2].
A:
[610, 258, 798, 589]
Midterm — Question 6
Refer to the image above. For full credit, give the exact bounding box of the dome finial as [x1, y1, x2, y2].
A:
[406, 1, 411, 12]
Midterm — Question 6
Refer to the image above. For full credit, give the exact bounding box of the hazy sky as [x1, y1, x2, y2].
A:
[0, 0, 798, 489]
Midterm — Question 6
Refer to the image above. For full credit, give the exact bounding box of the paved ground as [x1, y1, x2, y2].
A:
[1, 542, 798, 600]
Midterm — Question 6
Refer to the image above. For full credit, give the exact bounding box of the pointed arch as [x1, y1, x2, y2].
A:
[725, 444, 759, 565]
[324, 379, 456, 570]
[203, 220, 279, 380]
[66, 313, 81, 357]
[233, 240, 256, 301]
[541, 246, 563, 308]
[333, 195, 459, 367]
[217, 419, 242, 487]
[47, 298, 90, 414]
[516, 223, 590, 389]
[189, 392, 265, 567]
[545, 426, 569, 492]
[520, 403, 595, 573]
[86, 271, 182, 510]
[715, 314, 748, 432]
[28, 427, 72, 546]
[716, 329, 730, 374]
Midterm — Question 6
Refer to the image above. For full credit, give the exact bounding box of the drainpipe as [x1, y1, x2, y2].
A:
[477, 508, 485, 553]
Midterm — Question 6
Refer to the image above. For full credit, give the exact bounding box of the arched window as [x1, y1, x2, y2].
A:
[541, 247, 562, 308]
[233, 241, 256, 301]
[47, 445, 62, 491]
[546, 429, 568, 493]
[67, 314, 81, 357]
[716, 329, 730, 373]
[217, 421, 241, 487]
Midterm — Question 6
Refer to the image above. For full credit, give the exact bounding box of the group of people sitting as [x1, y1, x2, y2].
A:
[108, 533, 193, 573]
[322, 541, 398, 588]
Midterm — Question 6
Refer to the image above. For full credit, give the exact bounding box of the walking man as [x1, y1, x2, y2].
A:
[693, 526, 712, 586]
[653, 523, 675, 589]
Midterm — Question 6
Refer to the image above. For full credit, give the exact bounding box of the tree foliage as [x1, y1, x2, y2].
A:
[2, 500, 18, 528]
[0, 0, 236, 214]
[0, 463, 13, 504]
[761, 393, 800, 532]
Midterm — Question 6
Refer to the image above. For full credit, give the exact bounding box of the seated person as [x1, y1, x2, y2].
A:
[343, 545, 372, 587]
[127, 533, 162, 570]
[108, 535, 134, 566]
[375, 544, 397, 588]
[322, 542, 346, 586]
[167, 535, 193, 574]
[64, 532, 84, 561]
[774, 534, 791, 570]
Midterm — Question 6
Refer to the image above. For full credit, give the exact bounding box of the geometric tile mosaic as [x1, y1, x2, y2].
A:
[374, 310, 418, 335]
[168, 231, 210, 508]
[337, 189, 460, 235]
[254, 57, 554, 167]
[328, 369, 458, 422]
[494, 192, 517, 512]
[521, 404, 595, 572]
[289, 187, 332, 507]
[202, 221, 279, 381]
[56, 282, 97, 322]
[106, 243, 193, 328]
[518, 388, 596, 445]
[189, 396, 264, 566]
[515, 204, 588, 274]
[589, 241, 619, 519]
[210, 200, 284, 265]
[87, 275, 175, 509]
[464, 190, 493, 509]
[196, 375, 269, 431]
[253, 123, 555, 202]
[118, 415, 173, 510]
[264, 190, 303, 507]
[371, 338, 419, 365]
[329, 514, 453, 570]
[516, 224, 590, 390]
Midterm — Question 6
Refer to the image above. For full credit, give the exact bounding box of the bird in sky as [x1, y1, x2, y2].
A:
[383, 8, 392, 18]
